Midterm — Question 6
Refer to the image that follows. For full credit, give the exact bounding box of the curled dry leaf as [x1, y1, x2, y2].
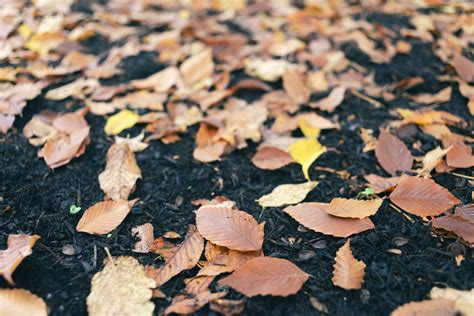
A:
[0, 289, 47, 316]
[283, 203, 375, 238]
[430, 287, 474, 316]
[432, 215, 474, 246]
[98, 143, 142, 200]
[42, 127, 90, 168]
[417, 146, 451, 177]
[23, 116, 58, 146]
[76, 199, 138, 235]
[310, 86, 346, 112]
[257, 181, 318, 208]
[332, 240, 366, 290]
[195, 203, 264, 251]
[446, 144, 474, 169]
[218, 257, 308, 297]
[210, 299, 246, 316]
[283, 67, 310, 105]
[251, 146, 294, 170]
[391, 299, 456, 316]
[132, 223, 155, 253]
[325, 198, 383, 219]
[147, 225, 204, 287]
[389, 177, 460, 217]
[87, 256, 156, 316]
[375, 129, 413, 175]
[104, 109, 140, 135]
[0, 234, 40, 285]
[164, 291, 227, 315]
[180, 48, 214, 86]
[131, 66, 180, 93]
[115, 132, 149, 152]
[364, 174, 410, 194]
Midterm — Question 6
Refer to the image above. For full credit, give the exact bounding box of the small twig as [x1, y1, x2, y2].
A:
[449, 172, 474, 180]
[93, 243, 97, 270]
[351, 89, 384, 108]
[104, 247, 115, 266]
[350, 61, 368, 73]
[390, 203, 415, 223]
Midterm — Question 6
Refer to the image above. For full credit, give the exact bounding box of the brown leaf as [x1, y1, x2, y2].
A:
[391, 299, 456, 316]
[409, 87, 452, 104]
[432, 215, 474, 246]
[87, 256, 156, 316]
[389, 177, 460, 217]
[325, 198, 383, 219]
[76, 199, 138, 235]
[452, 53, 474, 83]
[184, 275, 215, 295]
[218, 257, 308, 297]
[98, 143, 142, 201]
[417, 146, 451, 177]
[0, 234, 40, 285]
[52, 107, 89, 134]
[195, 203, 264, 251]
[283, 67, 310, 105]
[210, 299, 246, 316]
[42, 126, 90, 169]
[193, 140, 229, 163]
[131, 66, 180, 93]
[364, 174, 410, 194]
[283, 203, 375, 238]
[132, 223, 155, 253]
[164, 291, 227, 315]
[332, 240, 366, 290]
[310, 87, 346, 112]
[147, 225, 204, 287]
[375, 129, 413, 175]
[149, 237, 178, 260]
[455, 204, 474, 222]
[180, 48, 214, 86]
[446, 144, 474, 169]
[251, 146, 294, 170]
[0, 289, 47, 316]
[0, 114, 14, 134]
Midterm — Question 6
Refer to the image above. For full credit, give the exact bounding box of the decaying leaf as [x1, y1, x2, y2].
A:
[147, 225, 204, 287]
[210, 299, 246, 316]
[432, 215, 474, 246]
[132, 223, 155, 253]
[104, 109, 140, 135]
[98, 143, 142, 200]
[325, 198, 383, 219]
[0, 234, 40, 285]
[375, 129, 413, 175]
[164, 291, 227, 315]
[87, 256, 156, 316]
[257, 181, 318, 208]
[430, 287, 474, 316]
[332, 240, 366, 290]
[218, 257, 308, 297]
[195, 203, 264, 251]
[391, 299, 456, 316]
[288, 138, 326, 180]
[0, 289, 47, 316]
[283, 203, 375, 238]
[76, 199, 138, 235]
[251, 146, 294, 170]
[389, 177, 460, 217]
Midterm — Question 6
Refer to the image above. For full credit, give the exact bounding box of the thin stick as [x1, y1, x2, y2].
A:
[104, 247, 114, 265]
[351, 89, 383, 108]
[390, 203, 415, 223]
[449, 172, 474, 180]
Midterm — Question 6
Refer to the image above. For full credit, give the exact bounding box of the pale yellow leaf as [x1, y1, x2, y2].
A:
[288, 138, 326, 180]
[257, 181, 318, 208]
[104, 109, 140, 135]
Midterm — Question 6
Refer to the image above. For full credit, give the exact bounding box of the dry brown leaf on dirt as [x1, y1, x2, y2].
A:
[375, 129, 413, 175]
[98, 143, 142, 201]
[455, 204, 474, 222]
[76, 199, 138, 235]
[325, 198, 383, 219]
[432, 215, 474, 246]
[310, 86, 346, 112]
[430, 287, 474, 316]
[446, 144, 474, 169]
[283, 67, 310, 106]
[193, 140, 229, 163]
[417, 146, 451, 177]
[115, 132, 149, 152]
[0, 234, 40, 285]
[210, 299, 246, 316]
[23, 116, 58, 146]
[0, 114, 14, 134]
[360, 128, 377, 153]
[131, 66, 180, 93]
[195, 203, 264, 251]
[332, 239, 366, 290]
[132, 223, 155, 253]
[244, 58, 288, 82]
[0, 289, 47, 316]
[452, 53, 474, 83]
[180, 48, 214, 86]
[364, 174, 410, 194]
[257, 181, 318, 208]
[218, 257, 308, 297]
[87, 256, 156, 316]
[164, 291, 227, 315]
[41, 127, 90, 169]
[45, 78, 98, 100]
[251, 146, 295, 170]
[147, 225, 204, 287]
[409, 87, 452, 104]
[391, 299, 456, 316]
[389, 177, 460, 217]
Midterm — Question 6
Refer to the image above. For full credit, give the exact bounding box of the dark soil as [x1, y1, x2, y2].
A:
[1, 3, 473, 316]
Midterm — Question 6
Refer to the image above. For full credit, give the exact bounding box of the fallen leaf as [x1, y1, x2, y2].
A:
[288, 138, 326, 180]
[244, 58, 288, 82]
[45, 78, 98, 100]
[87, 256, 156, 316]
[455, 204, 474, 222]
[417, 146, 451, 177]
[257, 181, 318, 208]
[42, 126, 90, 169]
[193, 140, 229, 163]
[251, 146, 294, 170]
[0, 289, 47, 316]
[115, 132, 149, 152]
[132, 223, 155, 253]
[360, 128, 377, 153]
[98, 143, 142, 200]
[131, 67, 180, 93]
[76, 199, 138, 235]
[332, 239, 366, 290]
[0, 234, 40, 285]
[309, 296, 329, 314]
[210, 299, 246, 316]
[283, 67, 310, 105]
[104, 109, 140, 135]
[325, 198, 383, 219]
[218, 257, 308, 297]
[149, 237, 179, 260]
[446, 144, 474, 169]
[430, 287, 474, 316]
[310, 87, 346, 112]
[391, 299, 456, 316]
[409, 87, 452, 104]
[180, 48, 214, 86]
[0, 114, 14, 134]
[165, 291, 227, 315]
[195, 203, 264, 251]
[283, 203, 375, 238]
[147, 225, 204, 287]
[364, 174, 410, 194]
[389, 177, 460, 217]
[432, 215, 474, 246]
[452, 53, 474, 83]
[375, 129, 413, 175]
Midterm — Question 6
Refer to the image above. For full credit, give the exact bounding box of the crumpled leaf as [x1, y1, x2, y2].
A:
[131, 67, 180, 93]
[98, 143, 141, 200]
[332, 240, 366, 290]
[251, 146, 294, 170]
[257, 181, 318, 208]
[0, 234, 40, 285]
[218, 257, 308, 297]
[391, 299, 455, 316]
[417, 146, 451, 177]
[310, 87, 346, 112]
[288, 138, 326, 180]
[430, 287, 474, 316]
[76, 199, 138, 235]
[147, 225, 204, 287]
[375, 129, 413, 175]
[0, 289, 47, 316]
[283, 203, 375, 238]
[23, 116, 58, 146]
[389, 177, 460, 217]
[132, 223, 155, 253]
[115, 132, 149, 152]
[104, 109, 140, 135]
[87, 256, 156, 316]
[195, 203, 264, 251]
[325, 198, 383, 219]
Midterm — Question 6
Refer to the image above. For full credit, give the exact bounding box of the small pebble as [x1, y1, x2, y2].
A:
[392, 237, 409, 247]
[62, 244, 76, 256]
[298, 250, 316, 261]
[312, 240, 328, 249]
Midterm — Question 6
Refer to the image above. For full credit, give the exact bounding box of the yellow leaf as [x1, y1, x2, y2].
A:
[288, 139, 326, 180]
[299, 118, 320, 139]
[18, 24, 33, 38]
[104, 110, 140, 135]
[257, 181, 318, 208]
